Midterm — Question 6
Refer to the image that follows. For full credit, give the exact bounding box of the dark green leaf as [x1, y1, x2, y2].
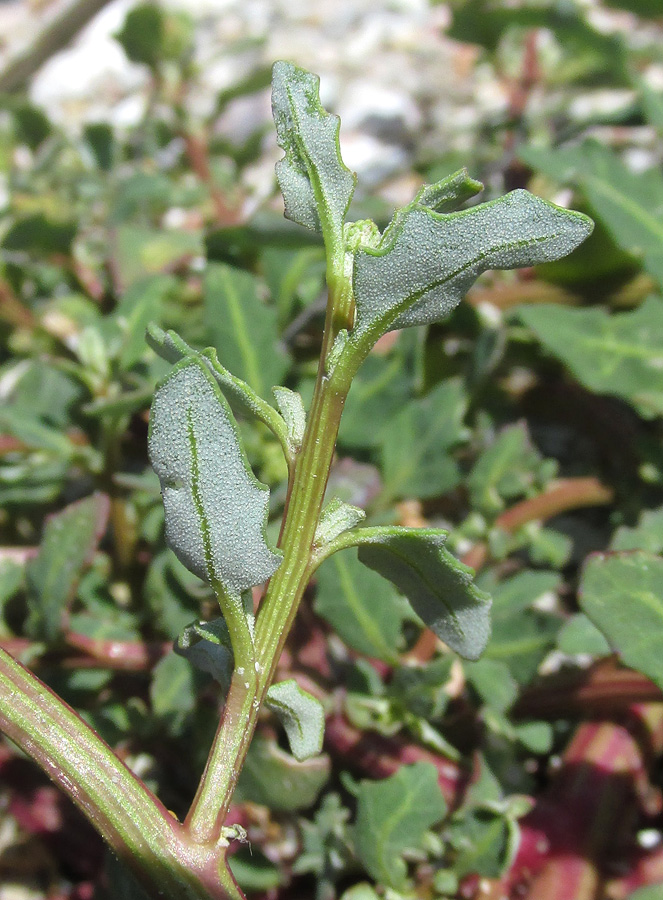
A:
[26, 494, 110, 640]
[380, 379, 468, 501]
[314, 549, 408, 663]
[175, 617, 233, 691]
[354, 762, 447, 889]
[204, 262, 288, 399]
[150, 651, 196, 736]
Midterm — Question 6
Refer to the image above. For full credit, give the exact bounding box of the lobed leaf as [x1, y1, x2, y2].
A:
[354, 762, 447, 889]
[266, 679, 325, 761]
[148, 357, 281, 598]
[271, 61, 356, 245]
[352, 189, 593, 348]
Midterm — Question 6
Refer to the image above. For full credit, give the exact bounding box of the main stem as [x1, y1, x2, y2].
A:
[186, 261, 357, 844]
[0, 648, 234, 900]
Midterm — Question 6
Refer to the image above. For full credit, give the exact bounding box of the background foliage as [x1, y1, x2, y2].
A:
[1, 1, 663, 898]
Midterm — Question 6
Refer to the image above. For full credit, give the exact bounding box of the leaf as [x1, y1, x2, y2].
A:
[272, 386, 306, 451]
[314, 497, 366, 549]
[236, 735, 330, 812]
[204, 263, 288, 399]
[175, 617, 233, 691]
[146, 325, 294, 463]
[464, 659, 518, 713]
[148, 357, 281, 599]
[379, 379, 468, 501]
[271, 61, 356, 245]
[580, 551, 663, 692]
[355, 528, 491, 660]
[354, 762, 447, 889]
[611, 506, 663, 553]
[314, 549, 408, 663]
[518, 297, 663, 420]
[114, 275, 175, 371]
[149, 651, 196, 736]
[520, 141, 663, 285]
[114, 225, 203, 289]
[266, 679, 325, 761]
[479, 570, 561, 684]
[26, 494, 110, 640]
[351, 188, 592, 348]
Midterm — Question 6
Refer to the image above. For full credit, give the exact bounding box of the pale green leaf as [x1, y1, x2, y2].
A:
[266, 679, 325, 761]
[114, 275, 175, 371]
[518, 297, 663, 419]
[580, 551, 663, 691]
[354, 762, 447, 889]
[150, 651, 196, 736]
[271, 61, 356, 244]
[314, 497, 366, 549]
[237, 735, 330, 811]
[175, 617, 233, 691]
[612, 506, 663, 553]
[148, 357, 281, 597]
[351, 189, 592, 347]
[146, 324, 294, 463]
[272, 386, 306, 450]
[204, 263, 287, 399]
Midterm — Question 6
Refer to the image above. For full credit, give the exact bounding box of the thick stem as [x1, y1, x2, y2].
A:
[0, 648, 236, 900]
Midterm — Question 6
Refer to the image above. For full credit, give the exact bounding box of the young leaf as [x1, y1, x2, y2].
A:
[266, 679, 325, 761]
[175, 618, 234, 691]
[314, 497, 366, 549]
[272, 386, 306, 451]
[354, 762, 447, 889]
[580, 551, 663, 691]
[148, 357, 281, 599]
[351, 189, 593, 349]
[146, 324, 295, 465]
[27, 493, 110, 640]
[319, 527, 491, 660]
[271, 61, 356, 248]
[518, 297, 663, 420]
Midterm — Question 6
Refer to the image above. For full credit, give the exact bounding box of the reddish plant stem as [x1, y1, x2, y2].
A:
[182, 132, 242, 227]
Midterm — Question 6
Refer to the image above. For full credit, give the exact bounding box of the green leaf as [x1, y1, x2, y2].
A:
[626, 887, 663, 900]
[314, 497, 366, 549]
[611, 506, 663, 553]
[580, 551, 663, 692]
[114, 225, 203, 289]
[354, 762, 447, 889]
[322, 526, 491, 660]
[266, 679, 325, 761]
[481, 571, 561, 684]
[146, 325, 294, 464]
[175, 617, 233, 691]
[518, 297, 663, 420]
[271, 61, 356, 246]
[236, 735, 330, 811]
[351, 188, 592, 348]
[465, 659, 518, 713]
[314, 549, 408, 663]
[380, 379, 468, 501]
[272, 386, 306, 451]
[520, 141, 663, 285]
[338, 352, 414, 450]
[148, 357, 281, 599]
[114, 275, 175, 371]
[26, 494, 110, 640]
[150, 651, 196, 736]
[204, 263, 288, 399]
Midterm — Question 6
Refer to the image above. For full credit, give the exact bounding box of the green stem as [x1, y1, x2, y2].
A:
[186, 272, 358, 844]
[0, 648, 236, 900]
